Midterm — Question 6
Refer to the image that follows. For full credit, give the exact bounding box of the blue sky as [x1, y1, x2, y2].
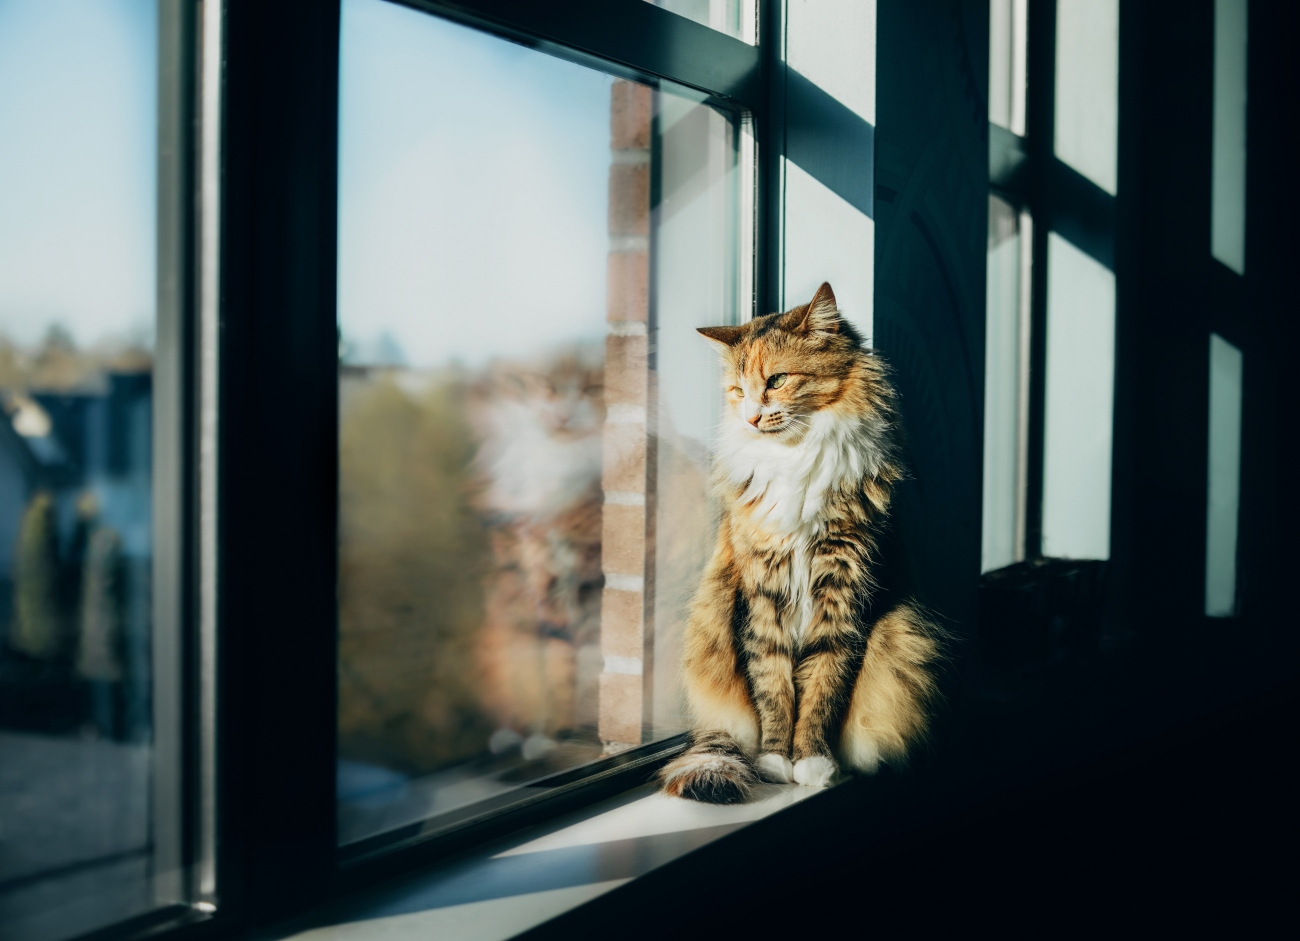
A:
[338, 0, 613, 368]
[0, 0, 157, 350]
[0, 0, 613, 367]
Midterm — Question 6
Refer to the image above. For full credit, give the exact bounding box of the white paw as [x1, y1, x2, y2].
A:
[756, 753, 794, 783]
[793, 755, 837, 787]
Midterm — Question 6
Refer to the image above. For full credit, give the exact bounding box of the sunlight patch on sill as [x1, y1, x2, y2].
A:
[495, 782, 824, 858]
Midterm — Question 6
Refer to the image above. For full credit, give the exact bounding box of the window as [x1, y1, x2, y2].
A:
[1053, 0, 1118, 196]
[981, 195, 1030, 574]
[984, 0, 1119, 570]
[646, 0, 757, 43]
[1041, 232, 1115, 560]
[1211, 0, 1248, 274]
[335, 0, 753, 849]
[0, 1, 890, 936]
[0, 2, 194, 938]
[989, 0, 1027, 136]
[1205, 334, 1243, 617]
[781, 0, 876, 336]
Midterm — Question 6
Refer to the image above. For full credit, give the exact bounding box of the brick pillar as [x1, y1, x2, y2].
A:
[599, 81, 652, 751]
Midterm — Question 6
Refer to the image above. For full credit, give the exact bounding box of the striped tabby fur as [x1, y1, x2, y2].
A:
[658, 730, 760, 804]
[660, 283, 943, 803]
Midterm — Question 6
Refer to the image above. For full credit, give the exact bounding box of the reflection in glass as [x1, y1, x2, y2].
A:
[1054, 0, 1119, 195]
[1212, 0, 1248, 275]
[1205, 334, 1243, 617]
[337, 0, 747, 847]
[989, 0, 1027, 136]
[0, 2, 171, 938]
[1041, 232, 1115, 560]
[646, 0, 756, 44]
[982, 196, 1031, 573]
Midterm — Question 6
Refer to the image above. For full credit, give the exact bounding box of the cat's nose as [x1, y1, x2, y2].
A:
[747, 411, 761, 427]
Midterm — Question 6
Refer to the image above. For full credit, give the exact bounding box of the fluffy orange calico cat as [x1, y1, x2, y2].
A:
[660, 283, 943, 803]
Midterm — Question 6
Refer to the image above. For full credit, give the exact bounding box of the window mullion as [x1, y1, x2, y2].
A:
[397, 0, 764, 109]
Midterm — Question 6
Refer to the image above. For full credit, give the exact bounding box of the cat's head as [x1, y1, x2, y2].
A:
[698, 282, 888, 442]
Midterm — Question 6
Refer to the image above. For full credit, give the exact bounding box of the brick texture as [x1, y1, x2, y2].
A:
[600, 80, 653, 748]
[608, 165, 649, 236]
[600, 588, 644, 659]
[610, 81, 652, 150]
[598, 672, 643, 745]
[601, 504, 646, 577]
[605, 335, 648, 409]
[607, 251, 650, 323]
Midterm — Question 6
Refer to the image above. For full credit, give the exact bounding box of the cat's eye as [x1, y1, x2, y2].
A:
[767, 373, 788, 390]
[730, 386, 745, 397]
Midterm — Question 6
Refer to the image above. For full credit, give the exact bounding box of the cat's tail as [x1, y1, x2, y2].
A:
[659, 730, 759, 804]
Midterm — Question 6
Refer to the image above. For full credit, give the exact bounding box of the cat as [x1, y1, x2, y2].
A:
[470, 345, 607, 761]
[659, 282, 943, 803]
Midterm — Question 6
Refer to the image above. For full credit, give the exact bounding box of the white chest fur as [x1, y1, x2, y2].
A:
[716, 407, 887, 644]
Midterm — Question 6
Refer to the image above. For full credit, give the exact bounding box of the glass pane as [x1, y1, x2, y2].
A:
[1205, 334, 1243, 617]
[1054, 0, 1119, 194]
[989, 0, 1027, 135]
[337, 0, 748, 847]
[0, 2, 179, 939]
[645, 0, 756, 44]
[1041, 232, 1115, 560]
[783, 163, 874, 340]
[1212, 0, 1248, 274]
[782, 0, 876, 337]
[981, 196, 1030, 574]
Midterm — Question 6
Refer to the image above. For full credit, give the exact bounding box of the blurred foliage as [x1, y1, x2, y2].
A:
[338, 371, 494, 775]
[0, 327, 150, 394]
[10, 492, 64, 661]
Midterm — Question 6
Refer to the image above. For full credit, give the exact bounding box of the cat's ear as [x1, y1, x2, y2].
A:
[790, 282, 841, 335]
[697, 325, 745, 348]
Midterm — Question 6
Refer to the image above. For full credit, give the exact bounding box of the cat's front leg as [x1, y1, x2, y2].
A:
[682, 553, 760, 753]
[791, 640, 850, 786]
[740, 591, 796, 782]
[790, 554, 863, 787]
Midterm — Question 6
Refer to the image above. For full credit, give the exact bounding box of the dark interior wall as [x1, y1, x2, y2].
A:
[1117, 0, 1297, 690]
[873, 0, 988, 651]
[1246, 0, 1300, 641]
[1119, 0, 1234, 636]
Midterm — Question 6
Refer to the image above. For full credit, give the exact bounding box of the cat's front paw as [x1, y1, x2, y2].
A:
[756, 753, 794, 783]
[792, 755, 837, 787]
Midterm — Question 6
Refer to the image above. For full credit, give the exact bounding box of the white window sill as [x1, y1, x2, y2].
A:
[275, 783, 826, 941]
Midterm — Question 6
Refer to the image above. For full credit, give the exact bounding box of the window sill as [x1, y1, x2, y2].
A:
[263, 782, 828, 941]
